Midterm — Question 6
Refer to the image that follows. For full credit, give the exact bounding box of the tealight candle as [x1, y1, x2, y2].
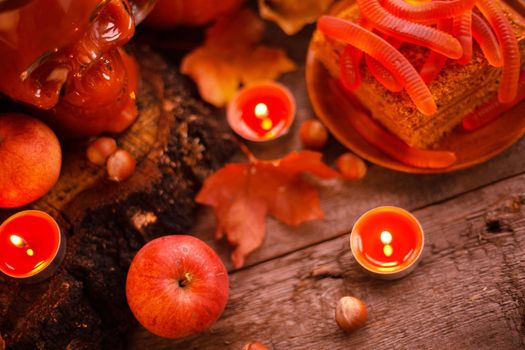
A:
[350, 206, 424, 280]
[0, 210, 66, 282]
[227, 82, 296, 141]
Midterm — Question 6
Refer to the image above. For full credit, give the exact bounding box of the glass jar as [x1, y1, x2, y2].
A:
[0, 0, 156, 136]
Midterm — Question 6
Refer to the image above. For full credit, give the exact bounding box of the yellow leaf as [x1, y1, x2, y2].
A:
[240, 46, 297, 84]
[258, 0, 335, 35]
[181, 8, 297, 107]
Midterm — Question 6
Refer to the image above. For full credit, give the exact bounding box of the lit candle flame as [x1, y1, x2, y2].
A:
[9, 234, 28, 248]
[380, 231, 392, 245]
[254, 103, 269, 119]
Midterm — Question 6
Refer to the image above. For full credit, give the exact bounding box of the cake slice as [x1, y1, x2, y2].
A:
[312, 2, 525, 149]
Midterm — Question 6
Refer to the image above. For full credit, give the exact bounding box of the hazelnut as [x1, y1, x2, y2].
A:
[107, 149, 136, 182]
[242, 341, 269, 350]
[335, 296, 368, 332]
[299, 119, 328, 150]
[86, 137, 117, 166]
[335, 153, 367, 180]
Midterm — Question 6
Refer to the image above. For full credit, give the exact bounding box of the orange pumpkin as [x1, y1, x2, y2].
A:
[145, 0, 244, 27]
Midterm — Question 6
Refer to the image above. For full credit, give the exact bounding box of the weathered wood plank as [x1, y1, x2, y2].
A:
[130, 171, 525, 349]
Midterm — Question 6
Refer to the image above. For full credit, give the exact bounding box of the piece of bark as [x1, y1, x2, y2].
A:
[0, 46, 237, 349]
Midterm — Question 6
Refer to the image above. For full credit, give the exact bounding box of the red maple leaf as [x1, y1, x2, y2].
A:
[196, 151, 340, 268]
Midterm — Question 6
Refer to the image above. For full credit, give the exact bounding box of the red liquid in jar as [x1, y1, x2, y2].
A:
[352, 207, 423, 273]
[0, 211, 61, 278]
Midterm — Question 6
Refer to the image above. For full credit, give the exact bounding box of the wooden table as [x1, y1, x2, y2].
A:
[129, 9, 525, 349]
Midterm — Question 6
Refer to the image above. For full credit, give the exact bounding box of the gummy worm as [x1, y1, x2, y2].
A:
[471, 12, 503, 67]
[476, 0, 520, 103]
[453, 10, 473, 64]
[365, 55, 403, 92]
[419, 18, 453, 84]
[318, 15, 437, 115]
[330, 79, 457, 169]
[365, 27, 403, 92]
[357, 0, 463, 59]
[382, 0, 476, 22]
[462, 70, 525, 131]
[339, 45, 363, 92]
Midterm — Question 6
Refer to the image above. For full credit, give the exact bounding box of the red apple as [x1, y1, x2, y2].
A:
[0, 113, 62, 208]
[126, 235, 229, 338]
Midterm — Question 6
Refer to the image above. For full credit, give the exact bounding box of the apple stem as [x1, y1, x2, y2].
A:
[178, 272, 192, 288]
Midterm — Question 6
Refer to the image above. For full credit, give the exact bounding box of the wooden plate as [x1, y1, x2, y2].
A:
[306, 48, 525, 174]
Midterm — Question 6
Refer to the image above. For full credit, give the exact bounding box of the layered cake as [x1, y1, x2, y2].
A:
[312, 1, 525, 149]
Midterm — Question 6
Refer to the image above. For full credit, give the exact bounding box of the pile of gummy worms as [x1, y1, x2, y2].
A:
[317, 0, 522, 129]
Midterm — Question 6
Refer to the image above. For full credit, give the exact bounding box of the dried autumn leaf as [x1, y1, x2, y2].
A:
[239, 46, 296, 84]
[181, 8, 297, 107]
[258, 0, 335, 35]
[206, 8, 264, 49]
[196, 151, 340, 268]
[181, 48, 240, 107]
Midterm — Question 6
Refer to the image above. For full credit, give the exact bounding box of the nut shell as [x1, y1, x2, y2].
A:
[242, 341, 269, 350]
[299, 119, 328, 150]
[86, 137, 117, 166]
[335, 296, 368, 332]
[335, 152, 367, 180]
[107, 149, 136, 182]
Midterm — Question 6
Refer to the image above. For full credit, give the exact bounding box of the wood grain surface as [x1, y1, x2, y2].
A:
[129, 1, 525, 348]
[128, 0, 525, 350]
[130, 171, 525, 349]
